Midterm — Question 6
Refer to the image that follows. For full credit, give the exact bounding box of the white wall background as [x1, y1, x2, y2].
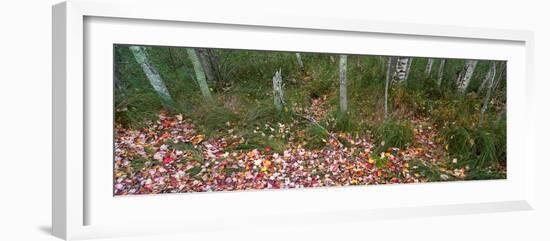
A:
[0, 0, 548, 240]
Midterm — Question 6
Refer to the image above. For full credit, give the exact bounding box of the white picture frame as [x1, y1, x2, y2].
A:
[52, 0, 535, 240]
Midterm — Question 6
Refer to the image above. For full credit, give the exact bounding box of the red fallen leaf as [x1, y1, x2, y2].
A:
[160, 132, 170, 139]
[163, 155, 174, 164]
[264, 146, 273, 152]
[162, 119, 173, 128]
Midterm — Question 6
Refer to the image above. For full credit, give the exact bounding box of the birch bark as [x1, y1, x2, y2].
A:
[186, 48, 214, 102]
[425, 58, 434, 77]
[457, 60, 478, 92]
[129, 46, 172, 102]
[479, 62, 497, 126]
[339, 55, 348, 114]
[478, 62, 494, 93]
[394, 57, 410, 83]
[295, 53, 304, 71]
[196, 48, 217, 82]
[272, 69, 284, 111]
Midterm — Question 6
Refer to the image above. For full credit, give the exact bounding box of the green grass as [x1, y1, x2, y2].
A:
[374, 120, 414, 152]
[115, 45, 507, 181]
[442, 123, 505, 168]
[302, 123, 329, 149]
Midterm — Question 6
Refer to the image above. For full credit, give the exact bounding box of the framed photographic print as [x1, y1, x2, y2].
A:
[52, 0, 535, 240]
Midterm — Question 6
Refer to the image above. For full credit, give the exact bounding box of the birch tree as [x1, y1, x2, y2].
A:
[272, 69, 284, 111]
[129, 46, 172, 103]
[295, 53, 304, 72]
[186, 49, 214, 102]
[437, 59, 446, 87]
[393, 57, 411, 84]
[479, 62, 497, 126]
[384, 57, 394, 121]
[478, 62, 494, 93]
[456, 60, 478, 92]
[425, 58, 434, 77]
[339, 55, 348, 114]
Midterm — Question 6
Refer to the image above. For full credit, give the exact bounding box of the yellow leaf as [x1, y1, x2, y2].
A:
[368, 158, 375, 164]
[191, 135, 205, 145]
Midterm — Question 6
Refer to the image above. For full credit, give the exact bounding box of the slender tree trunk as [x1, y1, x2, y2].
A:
[339, 55, 348, 114]
[478, 63, 494, 93]
[457, 60, 478, 93]
[186, 48, 214, 102]
[272, 69, 284, 111]
[425, 58, 434, 77]
[479, 62, 497, 126]
[394, 57, 410, 84]
[295, 53, 304, 72]
[437, 59, 446, 87]
[384, 57, 394, 121]
[129, 46, 172, 103]
[196, 48, 217, 82]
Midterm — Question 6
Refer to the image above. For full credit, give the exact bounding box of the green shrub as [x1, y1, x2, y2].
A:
[115, 92, 165, 129]
[192, 103, 238, 136]
[444, 126, 473, 159]
[473, 130, 498, 167]
[303, 123, 329, 149]
[492, 116, 507, 164]
[244, 103, 293, 126]
[443, 124, 504, 168]
[375, 120, 414, 152]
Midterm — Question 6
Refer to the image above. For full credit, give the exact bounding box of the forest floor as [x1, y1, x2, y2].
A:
[114, 97, 473, 195]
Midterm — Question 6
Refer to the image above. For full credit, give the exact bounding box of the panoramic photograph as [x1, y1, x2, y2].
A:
[113, 45, 507, 195]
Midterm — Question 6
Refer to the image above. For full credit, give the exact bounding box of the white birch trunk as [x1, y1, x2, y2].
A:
[272, 69, 284, 111]
[457, 60, 478, 93]
[295, 53, 304, 71]
[384, 57, 393, 121]
[186, 49, 214, 102]
[425, 58, 434, 77]
[479, 62, 497, 126]
[129, 46, 172, 102]
[339, 55, 348, 114]
[478, 63, 494, 93]
[437, 59, 446, 87]
[394, 57, 410, 83]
